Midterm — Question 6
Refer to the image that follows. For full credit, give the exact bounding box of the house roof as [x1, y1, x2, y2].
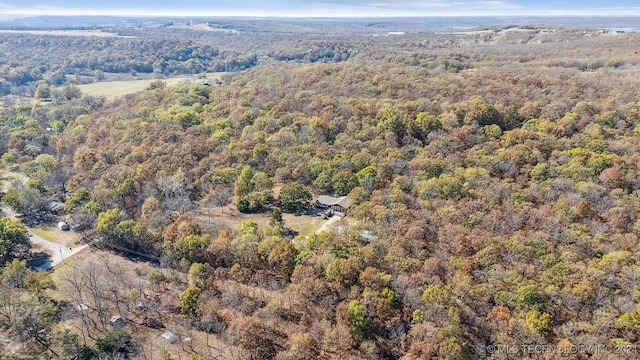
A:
[45, 200, 65, 211]
[317, 195, 352, 209]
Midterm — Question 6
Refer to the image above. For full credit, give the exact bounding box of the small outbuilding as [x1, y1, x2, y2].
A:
[110, 315, 125, 328]
[316, 195, 352, 217]
[161, 331, 178, 344]
[45, 200, 65, 215]
[66, 218, 86, 232]
[359, 230, 378, 241]
[58, 221, 70, 231]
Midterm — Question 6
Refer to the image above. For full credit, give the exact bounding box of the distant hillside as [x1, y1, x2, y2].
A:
[3, 15, 640, 33]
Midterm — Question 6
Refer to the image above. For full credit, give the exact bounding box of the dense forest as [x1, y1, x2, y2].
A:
[2, 19, 640, 359]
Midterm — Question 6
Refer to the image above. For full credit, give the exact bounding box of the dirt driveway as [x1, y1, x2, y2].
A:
[316, 215, 342, 234]
[29, 232, 88, 270]
[2, 206, 88, 270]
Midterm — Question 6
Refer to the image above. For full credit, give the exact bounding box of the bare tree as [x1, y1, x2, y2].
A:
[100, 256, 134, 318]
[59, 265, 98, 340]
[47, 166, 70, 199]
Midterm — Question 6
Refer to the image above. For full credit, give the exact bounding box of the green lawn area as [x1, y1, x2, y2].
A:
[283, 213, 326, 237]
[30, 224, 82, 247]
[31, 228, 57, 242]
[215, 211, 324, 238]
[77, 72, 228, 99]
[193, 204, 325, 238]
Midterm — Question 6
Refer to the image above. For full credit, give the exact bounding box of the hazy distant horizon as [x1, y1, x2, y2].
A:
[0, 0, 639, 18]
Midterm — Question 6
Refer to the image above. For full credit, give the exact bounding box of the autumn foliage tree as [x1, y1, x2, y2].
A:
[7, 21, 640, 359]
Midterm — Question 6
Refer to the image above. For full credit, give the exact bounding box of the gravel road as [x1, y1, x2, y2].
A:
[29, 232, 88, 270]
[2, 205, 88, 270]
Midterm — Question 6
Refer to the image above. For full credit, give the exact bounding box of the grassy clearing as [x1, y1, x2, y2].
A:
[283, 213, 326, 237]
[47, 248, 95, 301]
[77, 72, 228, 99]
[0, 167, 26, 191]
[32, 224, 83, 247]
[192, 203, 326, 238]
[31, 228, 57, 242]
[48, 248, 243, 359]
[192, 204, 270, 231]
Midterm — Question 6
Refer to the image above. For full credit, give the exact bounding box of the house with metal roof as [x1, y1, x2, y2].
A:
[44, 200, 65, 215]
[315, 195, 352, 217]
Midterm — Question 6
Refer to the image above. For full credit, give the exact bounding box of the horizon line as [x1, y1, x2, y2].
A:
[2, 9, 640, 19]
[4, 14, 640, 20]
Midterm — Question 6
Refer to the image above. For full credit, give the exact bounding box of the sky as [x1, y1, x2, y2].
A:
[0, 0, 639, 17]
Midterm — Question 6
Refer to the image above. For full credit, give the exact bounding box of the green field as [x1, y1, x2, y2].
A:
[77, 72, 228, 99]
[31, 228, 57, 242]
[282, 213, 326, 238]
